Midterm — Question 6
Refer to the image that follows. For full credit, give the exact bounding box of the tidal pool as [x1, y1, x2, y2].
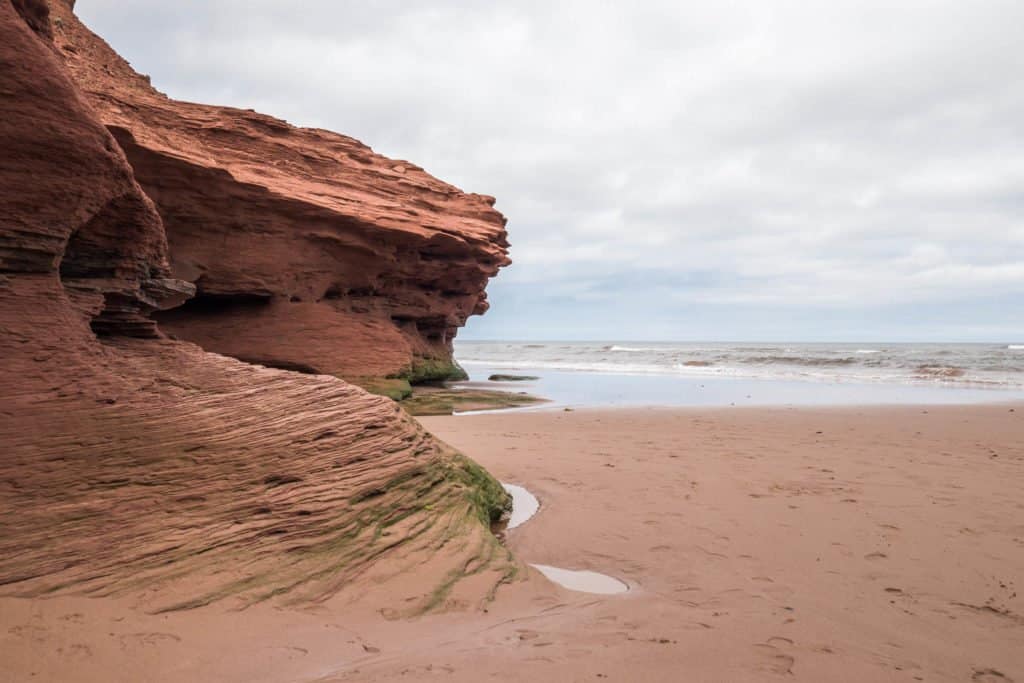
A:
[500, 481, 629, 595]
[530, 564, 629, 594]
[501, 482, 539, 529]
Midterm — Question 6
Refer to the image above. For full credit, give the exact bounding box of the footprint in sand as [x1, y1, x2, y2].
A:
[973, 669, 1013, 682]
[767, 636, 794, 646]
[58, 643, 92, 658]
[118, 632, 182, 650]
[753, 642, 795, 676]
[399, 664, 456, 675]
[8, 624, 48, 643]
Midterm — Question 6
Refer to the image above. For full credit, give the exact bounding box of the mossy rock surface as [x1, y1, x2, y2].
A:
[358, 377, 413, 400]
[395, 358, 469, 385]
[447, 453, 513, 525]
[357, 365, 544, 416]
[400, 388, 544, 416]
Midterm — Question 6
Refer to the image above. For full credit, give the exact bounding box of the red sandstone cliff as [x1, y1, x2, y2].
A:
[0, 0, 512, 612]
[46, 1, 510, 389]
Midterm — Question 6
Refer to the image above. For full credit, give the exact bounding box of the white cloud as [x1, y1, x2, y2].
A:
[77, 0, 1024, 340]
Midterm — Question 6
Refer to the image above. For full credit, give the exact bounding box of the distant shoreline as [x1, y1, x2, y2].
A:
[453, 340, 1024, 399]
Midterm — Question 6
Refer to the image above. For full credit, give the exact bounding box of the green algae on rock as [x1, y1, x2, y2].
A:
[399, 387, 545, 416]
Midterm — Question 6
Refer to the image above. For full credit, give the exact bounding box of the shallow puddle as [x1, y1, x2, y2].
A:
[500, 482, 629, 594]
[529, 564, 630, 594]
[501, 482, 539, 529]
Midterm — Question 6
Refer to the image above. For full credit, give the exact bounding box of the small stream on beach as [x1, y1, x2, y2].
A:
[500, 483, 629, 595]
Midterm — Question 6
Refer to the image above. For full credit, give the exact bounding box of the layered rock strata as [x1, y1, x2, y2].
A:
[0, 0, 512, 612]
[47, 0, 510, 389]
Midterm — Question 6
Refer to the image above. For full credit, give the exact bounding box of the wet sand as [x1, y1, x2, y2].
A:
[2, 403, 1022, 681]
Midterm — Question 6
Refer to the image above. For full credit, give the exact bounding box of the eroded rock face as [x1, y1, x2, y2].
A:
[47, 1, 510, 385]
[0, 0, 187, 337]
[0, 2, 512, 612]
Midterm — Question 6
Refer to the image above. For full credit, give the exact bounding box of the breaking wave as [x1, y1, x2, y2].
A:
[455, 341, 1024, 390]
[915, 364, 966, 378]
[741, 355, 857, 367]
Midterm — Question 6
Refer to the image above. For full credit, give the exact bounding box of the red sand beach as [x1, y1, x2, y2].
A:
[3, 403, 1022, 682]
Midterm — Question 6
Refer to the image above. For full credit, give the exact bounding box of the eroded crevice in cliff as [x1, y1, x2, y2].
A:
[167, 289, 273, 316]
[57, 192, 195, 338]
[236, 357, 321, 375]
[11, 0, 52, 39]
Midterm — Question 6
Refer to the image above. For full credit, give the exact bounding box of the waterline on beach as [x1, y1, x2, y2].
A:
[455, 366, 1024, 411]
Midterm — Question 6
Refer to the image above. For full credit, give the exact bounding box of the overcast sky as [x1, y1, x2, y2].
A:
[78, 1, 1023, 341]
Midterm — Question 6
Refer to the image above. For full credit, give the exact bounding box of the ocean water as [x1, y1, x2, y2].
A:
[453, 341, 1024, 408]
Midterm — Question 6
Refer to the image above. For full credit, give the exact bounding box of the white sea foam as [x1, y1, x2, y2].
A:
[1009, 345, 1024, 350]
[856, 349, 881, 354]
[462, 358, 742, 377]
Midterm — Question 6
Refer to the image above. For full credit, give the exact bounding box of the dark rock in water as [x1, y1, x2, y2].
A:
[488, 374, 540, 382]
